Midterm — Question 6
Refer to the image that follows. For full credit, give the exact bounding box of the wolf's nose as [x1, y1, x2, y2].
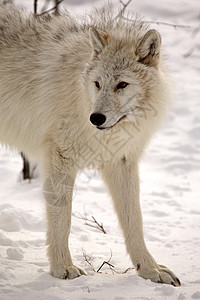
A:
[90, 113, 106, 126]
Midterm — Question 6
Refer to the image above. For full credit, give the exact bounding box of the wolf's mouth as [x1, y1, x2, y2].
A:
[97, 115, 126, 130]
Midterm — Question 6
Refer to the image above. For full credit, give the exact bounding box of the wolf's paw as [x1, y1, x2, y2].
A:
[138, 264, 181, 286]
[51, 265, 87, 279]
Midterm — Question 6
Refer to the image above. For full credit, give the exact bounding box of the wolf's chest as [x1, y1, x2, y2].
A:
[76, 124, 136, 169]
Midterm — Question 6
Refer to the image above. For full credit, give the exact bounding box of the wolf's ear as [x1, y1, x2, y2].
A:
[89, 27, 109, 57]
[136, 29, 161, 66]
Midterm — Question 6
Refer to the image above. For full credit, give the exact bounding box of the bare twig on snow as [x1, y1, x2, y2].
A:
[82, 248, 134, 274]
[96, 249, 114, 273]
[73, 212, 106, 234]
[82, 249, 96, 272]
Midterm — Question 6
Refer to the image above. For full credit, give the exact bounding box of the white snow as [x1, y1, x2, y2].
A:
[0, 0, 200, 299]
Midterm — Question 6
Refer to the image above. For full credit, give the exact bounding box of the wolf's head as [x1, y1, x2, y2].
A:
[83, 24, 165, 130]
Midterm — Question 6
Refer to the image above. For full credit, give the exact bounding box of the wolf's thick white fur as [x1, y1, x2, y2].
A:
[0, 4, 180, 285]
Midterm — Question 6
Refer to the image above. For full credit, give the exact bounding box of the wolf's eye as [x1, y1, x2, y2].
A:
[116, 82, 129, 89]
[94, 81, 100, 89]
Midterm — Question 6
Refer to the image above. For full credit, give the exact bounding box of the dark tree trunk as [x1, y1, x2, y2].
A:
[21, 152, 30, 180]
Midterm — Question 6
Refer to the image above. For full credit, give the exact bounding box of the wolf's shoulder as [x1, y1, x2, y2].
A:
[0, 4, 78, 47]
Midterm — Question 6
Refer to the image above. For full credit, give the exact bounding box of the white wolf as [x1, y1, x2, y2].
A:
[0, 4, 180, 286]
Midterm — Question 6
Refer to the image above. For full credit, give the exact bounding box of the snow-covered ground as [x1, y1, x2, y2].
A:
[0, 0, 200, 299]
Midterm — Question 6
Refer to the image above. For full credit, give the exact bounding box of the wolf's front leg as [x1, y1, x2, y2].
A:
[42, 161, 86, 279]
[101, 157, 180, 286]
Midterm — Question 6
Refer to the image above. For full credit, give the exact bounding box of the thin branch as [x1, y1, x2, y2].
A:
[41, 0, 50, 14]
[37, 0, 64, 16]
[96, 249, 114, 273]
[96, 249, 134, 274]
[122, 16, 191, 29]
[30, 164, 37, 180]
[82, 248, 134, 274]
[192, 24, 200, 37]
[122, 267, 135, 274]
[92, 216, 106, 234]
[97, 261, 115, 273]
[115, 0, 191, 30]
[54, 0, 60, 16]
[183, 23, 200, 58]
[34, 0, 38, 15]
[183, 47, 195, 58]
[115, 0, 133, 19]
[82, 249, 96, 272]
[110, 266, 134, 274]
[73, 212, 106, 234]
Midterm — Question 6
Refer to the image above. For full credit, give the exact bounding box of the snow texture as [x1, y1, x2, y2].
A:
[0, 0, 200, 299]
